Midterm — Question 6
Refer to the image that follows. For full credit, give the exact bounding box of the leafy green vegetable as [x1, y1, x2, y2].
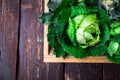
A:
[108, 41, 119, 57]
[39, 0, 110, 58]
[107, 35, 120, 63]
[75, 14, 101, 48]
[39, 0, 120, 64]
[110, 21, 120, 35]
[102, 5, 120, 65]
[107, 35, 120, 55]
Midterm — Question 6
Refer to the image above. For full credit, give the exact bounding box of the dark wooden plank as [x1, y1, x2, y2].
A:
[0, 0, 20, 80]
[18, 0, 64, 80]
[103, 64, 120, 80]
[65, 63, 102, 80]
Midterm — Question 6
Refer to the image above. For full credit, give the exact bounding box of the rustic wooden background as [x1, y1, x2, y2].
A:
[1, 0, 120, 80]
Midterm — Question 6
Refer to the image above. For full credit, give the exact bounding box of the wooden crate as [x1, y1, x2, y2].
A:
[44, 0, 110, 63]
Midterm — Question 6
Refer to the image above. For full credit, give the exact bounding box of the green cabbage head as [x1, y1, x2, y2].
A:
[66, 14, 101, 48]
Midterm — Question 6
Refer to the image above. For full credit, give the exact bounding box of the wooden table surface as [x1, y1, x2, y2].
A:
[1, 0, 120, 80]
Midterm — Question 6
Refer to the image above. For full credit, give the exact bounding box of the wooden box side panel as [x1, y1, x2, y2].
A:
[43, 0, 110, 63]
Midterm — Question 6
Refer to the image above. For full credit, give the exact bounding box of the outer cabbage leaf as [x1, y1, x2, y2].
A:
[87, 45, 107, 56]
[47, 25, 65, 57]
[96, 23, 110, 47]
[55, 9, 71, 37]
[48, 8, 71, 58]
[61, 35, 86, 58]
[66, 18, 77, 46]
[97, 8, 110, 24]
[70, 2, 98, 17]
[93, 7, 110, 47]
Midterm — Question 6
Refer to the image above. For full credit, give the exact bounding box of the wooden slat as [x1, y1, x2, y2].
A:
[103, 64, 120, 80]
[65, 64, 103, 80]
[44, 0, 110, 63]
[0, 0, 20, 80]
[44, 0, 49, 57]
[44, 56, 110, 63]
[18, 0, 64, 80]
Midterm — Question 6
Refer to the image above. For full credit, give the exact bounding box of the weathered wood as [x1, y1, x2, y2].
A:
[103, 64, 120, 80]
[18, 0, 64, 80]
[2, 0, 120, 80]
[65, 64, 103, 80]
[0, 0, 20, 80]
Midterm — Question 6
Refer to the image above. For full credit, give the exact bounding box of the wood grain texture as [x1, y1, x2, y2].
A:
[65, 64, 103, 80]
[18, 0, 64, 80]
[103, 64, 120, 80]
[2, 0, 120, 80]
[0, 0, 20, 80]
